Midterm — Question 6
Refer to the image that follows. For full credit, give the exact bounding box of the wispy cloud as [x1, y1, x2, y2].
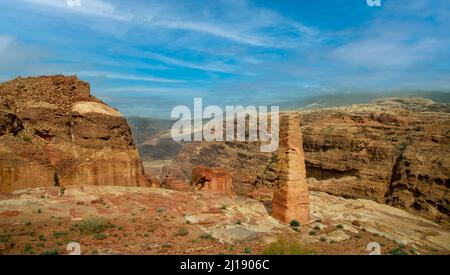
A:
[73, 71, 184, 83]
[143, 52, 235, 73]
[19, 0, 318, 48]
[22, 0, 128, 20]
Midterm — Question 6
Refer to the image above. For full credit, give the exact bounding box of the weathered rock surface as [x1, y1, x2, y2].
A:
[158, 98, 449, 226]
[192, 166, 233, 195]
[0, 75, 149, 192]
[0, 186, 448, 254]
[163, 176, 191, 191]
[271, 113, 309, 224]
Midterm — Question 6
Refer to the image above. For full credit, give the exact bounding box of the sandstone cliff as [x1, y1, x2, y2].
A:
[158, 98, 449, 226]
[0, 75, 149, 192]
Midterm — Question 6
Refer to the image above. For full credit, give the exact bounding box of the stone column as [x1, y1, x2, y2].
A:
[272, 113, 310, 224]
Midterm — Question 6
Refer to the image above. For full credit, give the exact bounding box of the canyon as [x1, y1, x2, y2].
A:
[0, 75, 448, 255]
[156, 98, 450, 227]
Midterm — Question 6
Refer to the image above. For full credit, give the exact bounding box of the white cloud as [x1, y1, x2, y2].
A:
[72, 70, 185, 83]
[144, 52, 235, 73]
[21, 0, 128, 20]
[18, 0, 318, 48]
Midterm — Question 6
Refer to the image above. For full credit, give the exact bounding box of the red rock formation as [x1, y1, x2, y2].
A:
[0, 75, 150, 192]
[192, 166, 233, 195]
[271, 113, 310, 224]
[163, 176, 191, 191]
[149, 176, 161, 188]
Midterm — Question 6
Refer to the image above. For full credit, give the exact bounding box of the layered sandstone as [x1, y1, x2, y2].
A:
[192, 166, 233, 195]
[0, 75, 149, 192]
[156, 98, 449, 225]
[162, 176, 191, 191]
[271, 113, 310, 224]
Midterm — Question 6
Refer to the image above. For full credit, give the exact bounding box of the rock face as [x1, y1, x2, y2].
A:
[162, 176, 191, 191]
[0, 75, 149, 192]
[156, 98, 449, 226]
[271, 113, 310, 224]
[301, 100, 450, 226]
[192, 166, 233, 195]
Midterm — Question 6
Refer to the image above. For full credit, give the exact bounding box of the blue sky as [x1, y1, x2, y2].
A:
[0, 0, 449, 117]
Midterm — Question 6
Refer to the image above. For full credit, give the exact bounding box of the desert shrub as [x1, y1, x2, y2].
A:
[244, 247, 252, 254]
[389, 247, 408, 255]
[199, 233, 215, 240]
[320, 237, 327, 242]
[262, 238, 313, 255]
[236, 220, 242, 225]
[314, 225, 320, 230]
[0, 234, 11, 243]
[41, 249, 58, 255]
[79, 218, 108, 235]
[309, 230, 316, 236]
[94, 233, 107, 240]
[24, 244, 32, 253]
[289, 220, 300, 228]
[157, 207, 166, 213]
[22, 135, 32, 143]
[38, 235, 47, 241]
[53, 231, 67, 239]
[336, 224, 344, 229]
[177, 226, 189, 236]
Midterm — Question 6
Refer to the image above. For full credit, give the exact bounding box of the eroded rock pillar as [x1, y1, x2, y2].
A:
[272, 113, 310, 224]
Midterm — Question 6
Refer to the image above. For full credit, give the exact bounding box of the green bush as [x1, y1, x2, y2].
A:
[53, 231, 67, 239]
[262, 238, 313, 255]
[177, 226, 189, 236]
[244, 247, 252, 254]
[0, 234, 11, 243]
[79, 218, 108, 235]
[389, 247, 408, 255]
[320, 237, 327, 242]
[94, 233, 107, 240]
[309, 230, 316, 236]
[41, 249, 58, 255]
[289, 220, 300, 228]
[199, 233, 215, 240]
[22, 135, 32, 143]
[336, 224, 344, 229]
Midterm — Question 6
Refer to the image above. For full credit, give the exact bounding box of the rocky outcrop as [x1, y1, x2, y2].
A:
[271, 113, 309, 224]
[301, 101, 449, 225]
[192, 166, 233, 195]
[158, 98, 449, 226]
[0, 75, 149, 192]
[163, 176, 191, 191]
